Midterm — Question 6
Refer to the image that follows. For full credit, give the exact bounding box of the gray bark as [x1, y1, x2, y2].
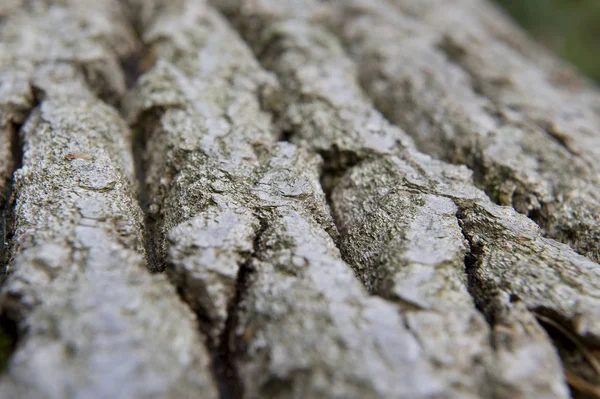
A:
[317, 0, 600, 263]
[1, 0, 600, 398]
[0, 2, 218, 398]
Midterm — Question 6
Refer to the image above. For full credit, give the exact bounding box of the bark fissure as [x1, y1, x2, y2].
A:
[213, 255, 251, 399]
[454, 214, 504, 398]
[1, 122, 24, 277]
[0, 314, 17, 372]
[130, 109, 172, 273]
[455, 208, 495, 330]
[456, 206, 593, 398]
[0, 120, 25, 372]
[535, 312, 600, 398]
[0, 101, 38, 370]
[316, 149, 365, 194]
[117, 8, 165, 273]
[0, 87, 42, 278]
[119, 17, 146, 93]
[214, 216, 267, 399]
[315, 149, 365, 249]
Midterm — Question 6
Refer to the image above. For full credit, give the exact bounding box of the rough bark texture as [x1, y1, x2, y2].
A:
[1, 0, 600, 398]
[125, 0, 282, 346]
[317, 0, 600, 264]
[0, 2, 218, 398]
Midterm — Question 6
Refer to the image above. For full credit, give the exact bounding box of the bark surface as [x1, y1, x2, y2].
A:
[0, 2, 218, 398]
[318, 0, 600, 264]
[1, 0, 600, 398]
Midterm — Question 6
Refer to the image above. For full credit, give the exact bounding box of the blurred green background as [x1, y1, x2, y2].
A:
[495, 0, 600, 82]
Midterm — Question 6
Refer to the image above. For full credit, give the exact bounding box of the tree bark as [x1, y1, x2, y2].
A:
[1, 0, 599, 398]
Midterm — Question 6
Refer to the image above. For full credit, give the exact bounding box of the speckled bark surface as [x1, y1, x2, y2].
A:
[384, 0, 600, 115]
[0, 2, 218, 398]
[316, 0, 600, 265]
[128, 2, 497, 397]
[125, 0, 280, 344]
[1, 0, 600, 398]
[216, 1, 600, 397]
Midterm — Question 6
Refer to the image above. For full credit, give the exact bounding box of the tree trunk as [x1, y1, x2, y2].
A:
[1, 0, 599, 398]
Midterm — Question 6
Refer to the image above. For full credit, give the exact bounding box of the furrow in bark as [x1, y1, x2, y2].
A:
[214, 1, 600, 396]
[0, 2, 218, 397]
[130, 120, 161, 272]
[0, 108, 28, 375]
[319, 0, 600, 263]
[115, 3, 162, 274]
[215, 217, 267, 399]
[0, 103, 33, 372]
[0, 3, 43, 361]
[0, 118, 24, 276]
[125, 0, 281, 346]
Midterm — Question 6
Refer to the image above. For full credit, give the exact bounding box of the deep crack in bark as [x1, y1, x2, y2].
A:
[0, 120, 26, 372]
[456, 207, 491, 324]
[214, 217, 267, 399]
[130, 110, 169, 273]
[0, 123, 22, 279]
[535, 312, 600, 398]
[117, 10, 167, 274]
[455, 204, 589, 398]
[0, 314, 17, 372]
[0, 90, 42, 369]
